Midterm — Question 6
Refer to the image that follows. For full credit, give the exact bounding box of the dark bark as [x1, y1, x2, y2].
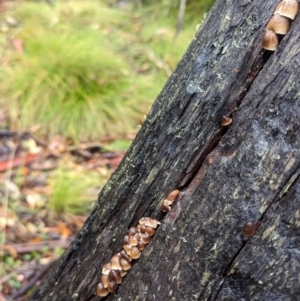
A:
[29, 0, 300, 300]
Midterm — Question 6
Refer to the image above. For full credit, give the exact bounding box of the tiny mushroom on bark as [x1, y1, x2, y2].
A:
[101, 274, 109, 288]
[124, 235, 129, 244]
[102, 263, 111, 275]
[242, 221, 261, 237]
[161, 199, 172, 212]
[220, 115, 232, 126]
[261, 30, 279, 51]
[123, 244, 132, 256]
[266, 14, 290, 34]
[97, 283, 109, 297]
[166, 189, 180, 201]
[107, 281, 118, 293]
[129, 234, 139, 246]
[137, 241, 146, 251]
[120, 249, 132, 262]
[139, 217, 161, 228]
[140, 233, 152, 244]
[128, 227, 137, 236]
[110, 253, 122, 270]
[144, 226, 156, 236]
[120, 258, 132, 271]
[130, 246, 141, 259]
[108, 270, 122, 284]
[274, 0, 299, 20]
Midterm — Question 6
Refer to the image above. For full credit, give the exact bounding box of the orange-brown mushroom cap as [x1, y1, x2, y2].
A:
[140, 233, 152, 244]
[129, 234, 139, 246]
[120, 249, 132, 262]
[124, 235, 129, 244]
[101, 274, 109, 288]
[166, 189, 180, 201]
[144, 226, 155, 236]
[242, 221, 261, 237]
[139, 217, 161, 228]
[108, 270, 122, 284]
[120, 258, 132, 271]
[266, 14, 290, 34]
[128, 227, 137, 237]
[107, 280, 118, 293]
[123, 244, 132, 256]
[97, 283, 109, 297]
[137, 241, 146, 251]
[110, 253, 122, 270]
[130, 246, 141, 259]
[261, 30, 279, 51]
[274, 0, 299, 20]
[161, 199, 172, 212]
[102, 263, 111, 275]
[137, 224, 147, 233]
[220, 116, 232, 126]
[120, 270, 127, 277]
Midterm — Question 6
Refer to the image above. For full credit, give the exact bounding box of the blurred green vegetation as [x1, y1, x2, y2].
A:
[0, 0, 214, 141]
[47, 160, 101, 216]
[0, 2, 216, 291]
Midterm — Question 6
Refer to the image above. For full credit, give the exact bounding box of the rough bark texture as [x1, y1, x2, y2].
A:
[30, 0, 300, 300]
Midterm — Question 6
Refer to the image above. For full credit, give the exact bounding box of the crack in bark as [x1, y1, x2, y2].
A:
[206, 165, 300, 301]
[105, 38, 286, 301]
[170, 46, 293, 300]
[179, 47, 275, 192]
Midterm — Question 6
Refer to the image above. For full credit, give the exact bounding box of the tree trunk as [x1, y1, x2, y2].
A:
[29, 0, 300, 300]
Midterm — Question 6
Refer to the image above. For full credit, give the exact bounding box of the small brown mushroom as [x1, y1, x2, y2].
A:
[220, 115, 232, 126]
[129, 234, 139, 246]
[274, 0, 299, 20]
[139, 217, 161, 228]
[128, 227, 137, 237]
[120, 249, 132, 262]
[140, 233, 152, 244]
[110, 253, 122, 270]
[120, 258, 132, 271]
[266, 14, 290, 34]
[102, 263, 111, 275]
[119, 270, 127, 277]
[124, 235, 129, 244]
[137, 224, 147, 233]
[261, 30, 279, 51]
[137, 241, 146, 251]
[101, 274, 109, 288]
[97, 283, 109, 297]
[107, 280, 118, 293]
[166, 189, 180, 201]
[130, 246, 141, 259]
[108, 270, 122, 284]
[242, 221, 261, 237]
[123, 244, 132, 256]
[161, 199, 172, 212]
[144, 226, 155, 236]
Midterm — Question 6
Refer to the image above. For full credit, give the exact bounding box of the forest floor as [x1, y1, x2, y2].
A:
[0, 124, 130, 300]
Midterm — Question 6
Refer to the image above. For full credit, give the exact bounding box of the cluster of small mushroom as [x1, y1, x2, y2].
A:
[262, 0, 299, 51]
[97, 217, 161, 297]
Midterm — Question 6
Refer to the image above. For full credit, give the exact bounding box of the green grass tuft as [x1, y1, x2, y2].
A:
[0, 26, 142, 139]
[0, 0, 214, 140]
[47, 161, 100, 215]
